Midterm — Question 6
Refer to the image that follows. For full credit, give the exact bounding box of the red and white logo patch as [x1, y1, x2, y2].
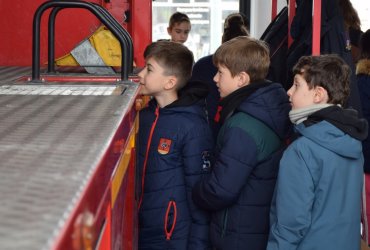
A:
[158, 138, 172, 155]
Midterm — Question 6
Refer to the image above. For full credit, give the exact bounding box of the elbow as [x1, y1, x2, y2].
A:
[192, 180, 237, 211]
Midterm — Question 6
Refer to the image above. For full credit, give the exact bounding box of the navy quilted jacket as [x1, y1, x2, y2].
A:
[190, 54, 220, 138]
[193, 82, 292, 250]
[137, 82, 214, 250]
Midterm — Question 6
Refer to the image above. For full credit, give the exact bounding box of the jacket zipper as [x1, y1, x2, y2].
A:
[221, 208, 229, 238]
[164, 200, 177, 240]
[138, 106, 159, 209]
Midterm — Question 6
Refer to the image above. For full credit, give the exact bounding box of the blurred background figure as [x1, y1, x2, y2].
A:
[166, 12, 191, 44]
[285, 0, 362, 114]
[190, 12, 249, 138]
[358, 29, 370, 250]
[222, 12, 249, 43]
[339, 0, 363, 63]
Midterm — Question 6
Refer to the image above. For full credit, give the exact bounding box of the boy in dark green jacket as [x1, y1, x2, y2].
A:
[192, 36, 292, 250]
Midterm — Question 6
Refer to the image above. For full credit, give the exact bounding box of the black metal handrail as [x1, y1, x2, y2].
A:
[91, 3, 133, 73]
[33, 0, 133, 82]
[47, 7, 61, 74]
[47, 2, 133, 75]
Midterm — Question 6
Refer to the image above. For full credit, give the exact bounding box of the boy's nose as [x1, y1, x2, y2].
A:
[287, 87, 292, 96]
[213, 73, 219, 82]
[138, 69, 144, 78]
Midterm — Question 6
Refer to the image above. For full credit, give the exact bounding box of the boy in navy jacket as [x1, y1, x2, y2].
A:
[192, 36, 292, 250]
[137, 41, 213, 250]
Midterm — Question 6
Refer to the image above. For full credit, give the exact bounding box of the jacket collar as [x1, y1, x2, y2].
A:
[218, 80, 271, 124]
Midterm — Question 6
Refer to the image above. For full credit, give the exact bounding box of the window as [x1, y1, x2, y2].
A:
[351, 0, 370, 31]
[152, 1, 239, 61]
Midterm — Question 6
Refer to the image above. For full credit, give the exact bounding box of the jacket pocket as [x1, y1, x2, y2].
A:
[164, 200, 177, 240]
[221, 208, 229, 238]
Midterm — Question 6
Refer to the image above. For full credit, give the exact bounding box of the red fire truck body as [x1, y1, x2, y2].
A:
[0, 1, 152, 249]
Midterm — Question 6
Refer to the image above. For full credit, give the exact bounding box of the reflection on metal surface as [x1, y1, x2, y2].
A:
[72, 210, 94, 250]
[0, 82, 139, 250]
[0, 85, 125, 96]
[71, 39, 115, 75]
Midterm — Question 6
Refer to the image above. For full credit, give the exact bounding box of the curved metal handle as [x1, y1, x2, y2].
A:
[33, 0, 133, 82]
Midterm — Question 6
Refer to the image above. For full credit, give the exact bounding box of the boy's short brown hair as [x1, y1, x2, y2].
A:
[293, 54, 350, 106]
[144, 41, 194, 89]
[169, 12, 190, 29]
[213, 36, 270, 82]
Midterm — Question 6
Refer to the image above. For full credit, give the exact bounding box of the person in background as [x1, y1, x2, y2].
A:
[166, 12, 191, 44]
[221, 12, 249, 43]
[338, 0, 362, 63]
[190, 12, 249, 137]
[357, 29, 370, 249]
[192, 36, 292, 250]
[137, 41, 213, 250]
[287, 0, 363, 115]
[267, 54, 368, 250]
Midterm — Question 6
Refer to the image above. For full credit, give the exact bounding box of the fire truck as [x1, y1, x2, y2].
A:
[0, 1, 151, 249]
[0, 0, 365, 249]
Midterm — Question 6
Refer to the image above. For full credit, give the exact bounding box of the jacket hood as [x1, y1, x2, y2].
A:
[356, 59, 370, 75]
[147, 80, 209, 118]
[168, 80, 210, 108]
[304, 106, 368, 140]
[296, 106, 368, 159]
[237, 82, 292, 140]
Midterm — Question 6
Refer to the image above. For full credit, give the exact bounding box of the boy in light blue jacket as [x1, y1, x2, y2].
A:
[267, 54, 368, 250]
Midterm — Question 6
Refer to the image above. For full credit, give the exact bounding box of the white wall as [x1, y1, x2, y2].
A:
[250, 0, 286, 39]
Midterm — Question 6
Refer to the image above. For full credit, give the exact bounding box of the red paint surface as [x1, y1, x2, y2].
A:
[0, 0, 151, 67]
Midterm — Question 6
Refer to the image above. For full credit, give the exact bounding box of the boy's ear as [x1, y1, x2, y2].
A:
[167, 27, 172, 35]
[237, 72, 250, 87]
[313, 86, 329, 103]
[164, 76, 177, 90]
